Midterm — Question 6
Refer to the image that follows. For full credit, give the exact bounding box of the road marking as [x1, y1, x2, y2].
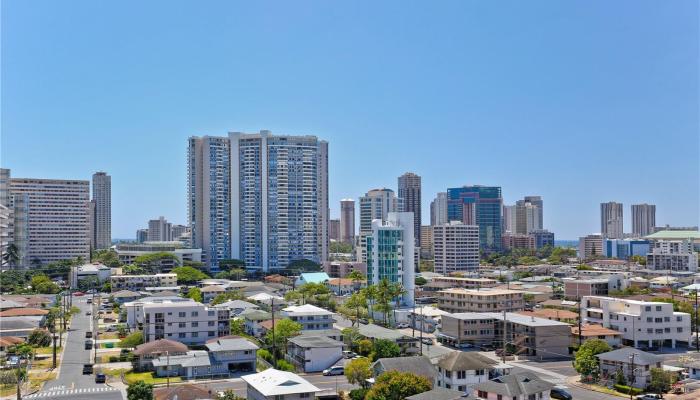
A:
[25, 387, 119, 398]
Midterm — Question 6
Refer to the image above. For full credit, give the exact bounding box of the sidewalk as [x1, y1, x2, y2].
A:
[565, 376, 627, 398]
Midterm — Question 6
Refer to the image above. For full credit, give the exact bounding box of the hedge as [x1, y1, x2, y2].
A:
[614, 384, 643, 395]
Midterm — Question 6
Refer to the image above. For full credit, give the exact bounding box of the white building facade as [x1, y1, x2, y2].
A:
[433, 221, 479, 274]
[141, 301, 230, 345]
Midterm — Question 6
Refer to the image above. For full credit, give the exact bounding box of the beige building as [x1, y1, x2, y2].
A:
[501, 233, 535, 251]
[420, 225, 433, 258]
[578, 234, 603, 260]
[437, 288, 524, 313]
[340, 199, 355, 245]
[111, 273, 178, 291]
[433, 222, 479, 274]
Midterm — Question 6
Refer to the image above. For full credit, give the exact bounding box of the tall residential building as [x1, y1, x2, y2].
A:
[340, 199, 355, 245]
[10, 176, 90, 266]
[420, 225, 433, 259]
[447, 186, 502, 253]
[433, 221, 479, 274]
[514, 196, 543, 234]
[601, 202, 623, 239]
[646, 239, 698, 272]
[430, 192, 448, 226]
[0, 168, 28, 268]
[91, 172, 111, 250]
[366, 212, 415, 306]
[502, 205, 515, 233]
[148, 216, 173, 242]
[171, 224, 189, 240]
[136, 229, 149, 244]
[329, 219, 340, 242]
[188, 135, 232, 268]
[631, 204, 656, 237]
[359, 189, 399, 234]
[531, 229, 555, 249]
[0, 204, 10, 266]
[603, 239, 650, 260]
[579, 234, 603, 260]
[501, 233, 536, 251]
[397, 172, 421, 244]
[189, 131, 329, 271]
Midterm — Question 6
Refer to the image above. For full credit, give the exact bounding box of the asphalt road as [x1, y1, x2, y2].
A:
[29, 295, 123, 400]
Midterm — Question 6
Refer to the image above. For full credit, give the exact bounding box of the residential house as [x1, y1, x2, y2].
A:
[281, 304, 334, 331]
[298, 328, 343, 342]
[243, 310, 272, 338]
[152, 350, 212, 379]
[570, 324, 622, 348]
[205, 337, 258, 373]
[154, 384, 213, 400]
[472, 372, 554, 400]
[596, 347, 663, 388]
[516, 309, 578, 324]
[110, 290, 143, 304]
[294, 272, 330, 287]
[216, 300, 260, 317]
[110, 273, 177, 291]
[358, 323, 419, 355]
[405, 388, 463, 400]
[409, 306, 451, 333]
[0, 316, 44, 338]
[241, 368, 321, 400]
[326, 278, 366, 296]
[372, 356, 437, 382]
[286, 335, 344, 372]
[132, 339, 189, 372]
[201, 285, 226, 303]
[435, 352, 498, 394]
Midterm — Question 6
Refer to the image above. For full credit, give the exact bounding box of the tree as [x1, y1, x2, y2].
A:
[357, 339, 373, 356]
[218, 259, 246, 271]
[518, 256, 541, 266]
[361, 285, 379, 322]
[211, 291, 245, 305]
[218, 390, 245, 400]
[127, 380, 153, 400]
[345, 292, 367, 327]
[573, 339, 611, 381]
[371, 339, 401, 360]
[388, 282, 405, 325]
[172, 266, 209, 284]
[276, 359, 295, 372]
[27, 329, 52, 347]
[415, 276, 427, 286]
[629, 255, 646, 265]
[288, 259, 321, 272]
[134, 252, 181, 274]
[345, 357, 372, 388]
[122, 264, 147, 275]
[649, 367, 676, 393]
[187, 287, 202, 302]
[2, 243, 20, 268]
[92, 249, 121, 268]
[365, 370, 432, 400]
[230, 319, 245, 335]
[30, 274, 60, 294]
[330, 241, 353, 254]
[347, 271, 366, 290]
[265, 318, 302, 360]
[119, 331, 144, 348]
[78, 276, 99, 292]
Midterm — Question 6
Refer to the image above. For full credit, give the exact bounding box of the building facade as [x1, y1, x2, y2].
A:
[340, 199, 355, 245]
[366, 212, 415, 306]
[420, 225, 433, 259]
[631, 203, 656, 237]
[501, 233, 536, 251]
[447, 186, 503, 253]
[601, 202, 624, 239]
[398, 172, 421, 245]
[142, 301, 230, 344]
[148, 216, 173, 242]
[432, 222, 479, 274]
[91, 172, 111, 250]
[646, 239, 698, 272]
[579, 234, 603, 260]
[437, 288, 524, 313]
[329, 219, 340, 242]
[110, 273, 178, 291]
[9, 176, 90, 266]
[531, 229, 554, 249]
[603, 239, 650, 260]
[430, 192, 448, 226]
[189, 131, 329, 271]
[514, 196, 543, 234]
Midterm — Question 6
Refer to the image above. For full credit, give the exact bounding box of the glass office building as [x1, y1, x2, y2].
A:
[447, 186, 503, 253]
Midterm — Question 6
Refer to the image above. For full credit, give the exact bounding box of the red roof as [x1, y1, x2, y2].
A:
[0, 308, 49, 317]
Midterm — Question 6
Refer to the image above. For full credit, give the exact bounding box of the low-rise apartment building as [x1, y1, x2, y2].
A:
[596, 347, 663, 388]
[582, 296, 691, 348]
[141, 301, 230, 345]
[437, 288, 524, 313]
[281, 304, 334, 331]
[242, 368, 321, 400]
[110, 273, 177, 291]
[286, 335, 344, 372]
[563, 274, 626, 300]
[322, 261, 367, 278]
[646, 239, 698, 272]
[115, 242, 202, 272]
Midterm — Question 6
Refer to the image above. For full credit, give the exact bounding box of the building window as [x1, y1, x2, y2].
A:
[678, 327, 684, 333]
[192, 332, 198, 337]
[179, 312, 186, 318]
[179, 333, 186, 338]
[655, 306, 662, 311]
[192, 322, 199, 328]
[192, 311, 199, 317]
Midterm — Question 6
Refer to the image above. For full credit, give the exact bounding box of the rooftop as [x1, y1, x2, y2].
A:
[474, 372, 554, 397]
[437, 351, 498, 371]
[359, 323, 415, 341]
[571, 324, 622, 337]
[288, 335, 344, 348]
[645, 230, 700, 240]
[241, 368, 321, 396]
[596, 347, 663, 365]
[373, 356, 437, 380]
[439, 288, 523, 296]
[152, 350, 211, 368]
[0, 308, 49, 317]
[205, 337, 259, 352]
[282, 304, 333, 316]
[133, 338, 188, 356]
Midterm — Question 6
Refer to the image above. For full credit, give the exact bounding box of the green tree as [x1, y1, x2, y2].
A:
[1, 243, 20, 268]
[211, 290, 245, 305]
[388, 282, 405, 325]
[276, 359, 295, 372]
[230, 319, 245, 335]
[345, 357, 372, 388]
[649, 367, 675, 393]
[30, 274, 60, 294]
[217, 390, 245, 400]
[414, 276, 427, 286]
[573, 339, 611, 381]
[119, 331, 144, 348]
[347, 271, 366, 290]
[265, 318, 302, 360]
[357, 339, 373, 356]
[92, 249, 121, 268]
[330, 241, 353, 254]
[127, 380, 153, 400]
[218, 259, 246, 271]
[629, 255, 646, 265]
[365, 370, 432, 400]
[361, 285, 379, 322]
[27, 329, 52, 347]
[172, 266, 210, 284]
[78, 276, 100, 292]
[345, 292, 367, 327]
[371, 339, 401, 360]
[134, 252, 181, 274]
[518, 256, 541, 265]
[122, 264, 147, 275]
[187, 287, 202, 302]
[288, 259, 321, 272]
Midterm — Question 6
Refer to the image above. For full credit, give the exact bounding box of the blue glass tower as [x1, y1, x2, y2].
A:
[447, 186, 503, 253]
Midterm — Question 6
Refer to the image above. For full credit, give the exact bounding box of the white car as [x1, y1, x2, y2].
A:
[396, 323, 409, 329]
[323, 365, 344, 376]
[635, 395, 662, 400]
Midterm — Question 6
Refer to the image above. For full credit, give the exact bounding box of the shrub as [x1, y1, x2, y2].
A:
[349, 388, 368, 400]
[257, 349, 273, 363]
[276, 360, 295, 372]
[614, 384, 643, 395]
[109, 356, 119, 362]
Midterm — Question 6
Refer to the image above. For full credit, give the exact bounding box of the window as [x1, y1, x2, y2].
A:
[208, 310, 215, 316]
[192, 311, 199, 317]
[497, 396, 503, 400]
[678, 327, 684, 333]
[677, 316, 683, 322]
[656, 306, 662, 311]
[457, 371, 466, 379]
[179, 333, 186, 338]
[192, 322, 199, 328]
[208, 321, 215, 326]
[274, 396, 284, 400]
[646, 317, 652, 322]
[300, 394, 310, 399]
[645, 306, 651, 312]
[209, 331, 215, 337]
[192, 332, 198, 337]
[179, 312, 186, 318]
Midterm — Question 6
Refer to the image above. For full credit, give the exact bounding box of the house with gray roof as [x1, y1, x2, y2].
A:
[596, 347, 663, 388]
[152, 350, 212, 379]
[110, 290, 143, 304]
[287, 335, 344, 372]
[205, 337, 258, 373]
[436, 352, 498, 395]
[473, 372, 554, 400]
[406, 388, 464, 400]
[217, 299, 260, 316]
[0, 316, 43, 338]
[358, 323, 419, 355]
[372, 356, 437, 382]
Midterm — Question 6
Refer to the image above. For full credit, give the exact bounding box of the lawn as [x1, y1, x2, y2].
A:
[28, 371, 57, 391]
[124, 371, 182, 385]
[102, 368, 130, 377]
[34, 345, 61, 354]
[99, 332, 119, 339]
[0, 385, 16, 397]
[32, 356, 58, 369]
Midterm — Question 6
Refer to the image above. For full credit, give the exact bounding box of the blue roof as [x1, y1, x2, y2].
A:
[298, 272, 330, 284]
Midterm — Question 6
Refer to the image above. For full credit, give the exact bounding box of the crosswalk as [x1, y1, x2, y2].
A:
[25, 387, 120, 398]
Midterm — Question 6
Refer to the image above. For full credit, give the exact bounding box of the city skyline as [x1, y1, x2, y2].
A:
[2, 1, 698, 240]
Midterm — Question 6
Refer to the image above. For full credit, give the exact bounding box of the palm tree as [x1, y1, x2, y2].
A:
[347, 271, 366, 291]
[2, 243, 19, 268]
[346, 292, 366, 327]
[361, 285, 378, 323]
[376, 279, 393, 326]
[388, 282, 406, 326]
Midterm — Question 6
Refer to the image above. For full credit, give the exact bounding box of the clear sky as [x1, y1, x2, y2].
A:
[2, 1, 698, 240]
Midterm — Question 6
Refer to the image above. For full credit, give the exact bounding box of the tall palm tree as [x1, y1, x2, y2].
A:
[376, 279, 393, 326]
[388, 282, 406, 326]
[346, 292, 366, 327]
[2, 243, 19, 268]
[361, 285, 378, 323]
[347, 271, 366, 292]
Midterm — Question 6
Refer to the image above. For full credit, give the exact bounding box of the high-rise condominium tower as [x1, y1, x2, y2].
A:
[10, 176, 90, 266]
[92, 172, 111, 249]
[329, 219, 340, 242]
[600, 202, 624, 239]
[524, 196, 543, 229]
[359, 188, 399, 234]
[514, 196, 543, 234]
[148, 216, 173, 242]
[430, 192, 448, 226]
[340, 199, 355, 245]
[397, 172, 421, 244]
[433, 221, 479, 274]
[189, 131, 328, 271]
[366, 212, 415, 306]
[447, 185, 503, 253]
[631, 204, 656, 237]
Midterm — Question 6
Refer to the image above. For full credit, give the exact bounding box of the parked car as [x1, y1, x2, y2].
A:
[635, 395, 662, 400]
[550, 387, 572, 400]
[479, 344, 495, 351]
[85, 311, 92, 316]
[82, 364, 93, 374]
[95, 373, 106, 383]
[421, 338, 433, 345]
[456, 342, 474, 349]
[343, 351, 357, 359]
[85, 340, 93, 350]
[85, 331, 92, 338]
[396, 323, 409, 329]
[86, 298, 92, 304]
[358, 318, 368, 325]
[323, 366, 345, 376]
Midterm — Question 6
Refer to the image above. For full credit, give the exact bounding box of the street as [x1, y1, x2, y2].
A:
[26, 295, 123, 400]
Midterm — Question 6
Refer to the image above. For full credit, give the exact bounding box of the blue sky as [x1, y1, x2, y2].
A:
[2, 1, 698, 239]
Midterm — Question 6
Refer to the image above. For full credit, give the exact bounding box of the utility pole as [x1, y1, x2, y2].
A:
[271, 297, 276, 368]
[419, 304, 424, 356]
[166, 351, 170, 387]
[628, 353, 635, 400]
[502, 308, 507, 364]
[15, 356, 22, 400]
[94, 293, 99, 363]
[695, 290, 699, 353]
[412, 287, 416, 338]
[52, 315, 57, 368]
[578, 299, 583, 347]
